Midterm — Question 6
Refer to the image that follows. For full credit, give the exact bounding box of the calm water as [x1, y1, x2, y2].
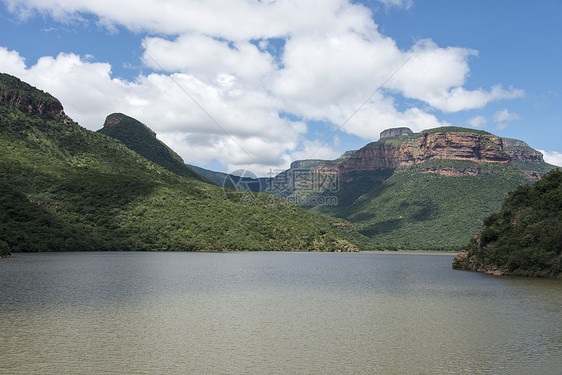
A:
[0, 252, 560, 374]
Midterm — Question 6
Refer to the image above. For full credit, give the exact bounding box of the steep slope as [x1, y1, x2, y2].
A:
[334, 162, 529, 249]
[98, 113, 209, 182]
[0, 73, 366, 253]
[268, 126, 556, 249]
[453, 169, 561, 278]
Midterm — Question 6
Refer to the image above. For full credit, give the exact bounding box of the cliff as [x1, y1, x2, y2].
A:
[290, 159, 324, 169]
[502, 138, 544, 162]
[339, 127, 511, 176]
[275, 126, 553, 200]
[380, 127, 413, 139]
[0, 74, 68, 120]
[266, 126, 556, 250]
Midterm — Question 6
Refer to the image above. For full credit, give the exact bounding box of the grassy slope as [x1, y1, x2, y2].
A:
[0, 74, 366, 253]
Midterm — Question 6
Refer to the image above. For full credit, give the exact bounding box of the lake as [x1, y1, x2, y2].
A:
[0, 252, 560, 374]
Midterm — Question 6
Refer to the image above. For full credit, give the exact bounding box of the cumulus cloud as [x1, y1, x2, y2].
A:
[538, 150, 562, 167]
[493, 108, 521, 130]
[468, 115, 487, 129]
[0, 47, 304, 174]
[3, 0, 375, 40]
[494, 109, 521, 123]
[0, 0, 525, 173]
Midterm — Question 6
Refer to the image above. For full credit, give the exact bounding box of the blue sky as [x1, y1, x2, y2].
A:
[0, 0, 561, 174]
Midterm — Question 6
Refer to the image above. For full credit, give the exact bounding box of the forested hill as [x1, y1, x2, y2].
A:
[453, 169, 562, 278]
[0, 73, 366, 255]
[97, 113, 210, 182]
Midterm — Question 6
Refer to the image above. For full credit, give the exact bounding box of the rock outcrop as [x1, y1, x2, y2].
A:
[271, 126, 554, 199]
[0, 74, 68, 120]
[103, 113, 158, 138]
[380, 127, 414, 139]
[339, 129, 510, 175]
[290, 159, 324, 169]
[502, 138, 544, 162]
[400, 131, 510, 165]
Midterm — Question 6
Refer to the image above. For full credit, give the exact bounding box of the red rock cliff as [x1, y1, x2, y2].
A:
[339, 129, 510, 174]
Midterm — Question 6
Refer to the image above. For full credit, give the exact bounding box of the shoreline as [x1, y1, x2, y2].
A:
[3, 250, 458, 256]
[361, 250, 457, 256]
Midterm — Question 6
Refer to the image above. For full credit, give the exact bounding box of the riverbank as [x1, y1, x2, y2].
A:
[362, 250, 457, 255]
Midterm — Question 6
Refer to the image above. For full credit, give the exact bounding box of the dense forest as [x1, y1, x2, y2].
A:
[0, 73, 367, 255]
[453, 169, 561, 278]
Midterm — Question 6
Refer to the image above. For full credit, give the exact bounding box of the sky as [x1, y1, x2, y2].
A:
[0, 0, 561, 175]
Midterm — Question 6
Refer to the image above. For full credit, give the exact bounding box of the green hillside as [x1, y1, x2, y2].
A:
[307, 159, 535, 250]
[0, 73, 366, 254]
[453, 169, 562, 278]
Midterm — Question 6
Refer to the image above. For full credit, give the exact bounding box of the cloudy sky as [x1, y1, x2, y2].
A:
[1, 0, 561, 174]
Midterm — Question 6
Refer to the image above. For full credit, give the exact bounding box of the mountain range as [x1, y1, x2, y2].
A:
[195, 125, 555, 250]
[0, 72, 557, 254]
[0, 73, 365, 255]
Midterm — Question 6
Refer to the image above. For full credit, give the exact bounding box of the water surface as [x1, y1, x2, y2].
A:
[1, 252, 560, 374]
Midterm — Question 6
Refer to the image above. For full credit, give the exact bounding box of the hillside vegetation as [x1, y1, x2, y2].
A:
[0, 73, 366, 254]
[97, 113, 209, 182]
[453, 169, 562, 278]
[309, 160, 529, 249]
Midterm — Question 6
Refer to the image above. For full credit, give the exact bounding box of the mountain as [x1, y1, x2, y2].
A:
[453, 169, 561, 278]
[266, 126, 556, 249]
[0, 73, 367, 254]
[97, 113, 209, 182]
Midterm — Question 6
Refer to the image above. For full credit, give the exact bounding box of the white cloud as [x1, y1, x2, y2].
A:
[417, 85, 524, 113]
[377, 0, 413, 9]
[378, 40, 523, 112]
[3, 0, 375, 40]
[538, 150, 562, 167]
[493, 108, 520, 123]
[0, 48, 304, 175]
[468, 115, 487, 129]
[492, 109, 521, 131]
[0, 48, 27, 75]
[0, 0, 525, 173]
[142, 35, 275, 84]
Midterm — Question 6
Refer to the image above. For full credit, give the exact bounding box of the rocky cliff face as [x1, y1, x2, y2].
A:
[502, 138, 544, 162]
[339, 128, 510, 175]
[380, 127, 413, 139]
[1, 90, 64, 118]
[340, 143, 401, 174]
[272, 126, 552, 198]
[0, 74, 69, 120]
[399, 131, 510, 165]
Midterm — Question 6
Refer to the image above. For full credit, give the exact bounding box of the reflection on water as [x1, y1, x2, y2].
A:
[1, 252, 561, 374]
